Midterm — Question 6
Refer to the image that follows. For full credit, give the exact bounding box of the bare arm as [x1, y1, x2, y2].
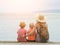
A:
[26, 26, 37, 36]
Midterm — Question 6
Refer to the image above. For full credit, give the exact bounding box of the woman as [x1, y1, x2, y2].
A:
[36, 15, 49, 42]
[26, 15, 49, 42]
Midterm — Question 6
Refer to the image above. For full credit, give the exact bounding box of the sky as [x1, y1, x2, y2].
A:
[0, 0, 60, 13]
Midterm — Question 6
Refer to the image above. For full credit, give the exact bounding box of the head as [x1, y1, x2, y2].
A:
[36, 15, 47, 28]
[19, 22, 26, 28]
[36, 15, 47, 22]
[29, 23, 34, 29]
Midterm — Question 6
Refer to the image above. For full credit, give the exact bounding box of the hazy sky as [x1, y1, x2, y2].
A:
[0, 0, 60, 13]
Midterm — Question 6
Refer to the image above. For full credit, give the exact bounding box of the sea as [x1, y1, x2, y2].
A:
[0, 13, 60, 42]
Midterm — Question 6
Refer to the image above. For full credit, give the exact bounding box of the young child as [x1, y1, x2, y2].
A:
[27, 23, 36, 42]
[17, 22, 26, 42]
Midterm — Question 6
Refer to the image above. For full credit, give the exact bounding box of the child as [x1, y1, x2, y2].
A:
[17, 22, 26, 42]
[27, 23, 36, 42]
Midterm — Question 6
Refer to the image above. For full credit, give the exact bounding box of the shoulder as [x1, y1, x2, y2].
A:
[18, 28, 21, 31]
[23, 29, 27, 32]
[43, 22, 48, 26]
[27, 29, 30, 32]
[45, 23, 48, 27]
[17, 28, 21, 33]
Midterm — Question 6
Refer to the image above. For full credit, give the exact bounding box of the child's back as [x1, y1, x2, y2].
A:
[27, 23, 36, 42]
[17, 28, 26, 42]
[27, 28, 36, 41]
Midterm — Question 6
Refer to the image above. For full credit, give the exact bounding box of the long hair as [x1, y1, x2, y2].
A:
[40, 22, 49, 42]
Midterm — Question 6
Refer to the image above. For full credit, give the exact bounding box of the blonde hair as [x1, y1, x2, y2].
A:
[19, 22, 26, 28]
[29, 23, 34, 28]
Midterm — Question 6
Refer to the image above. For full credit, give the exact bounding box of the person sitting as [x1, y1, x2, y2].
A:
[17, 22, 27, 42]
[27, 23, 36, 42]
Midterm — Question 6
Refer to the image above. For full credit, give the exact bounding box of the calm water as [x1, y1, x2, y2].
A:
[0, 13, 60, 42]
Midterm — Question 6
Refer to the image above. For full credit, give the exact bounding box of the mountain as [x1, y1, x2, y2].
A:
[36, 9, 60, 13]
